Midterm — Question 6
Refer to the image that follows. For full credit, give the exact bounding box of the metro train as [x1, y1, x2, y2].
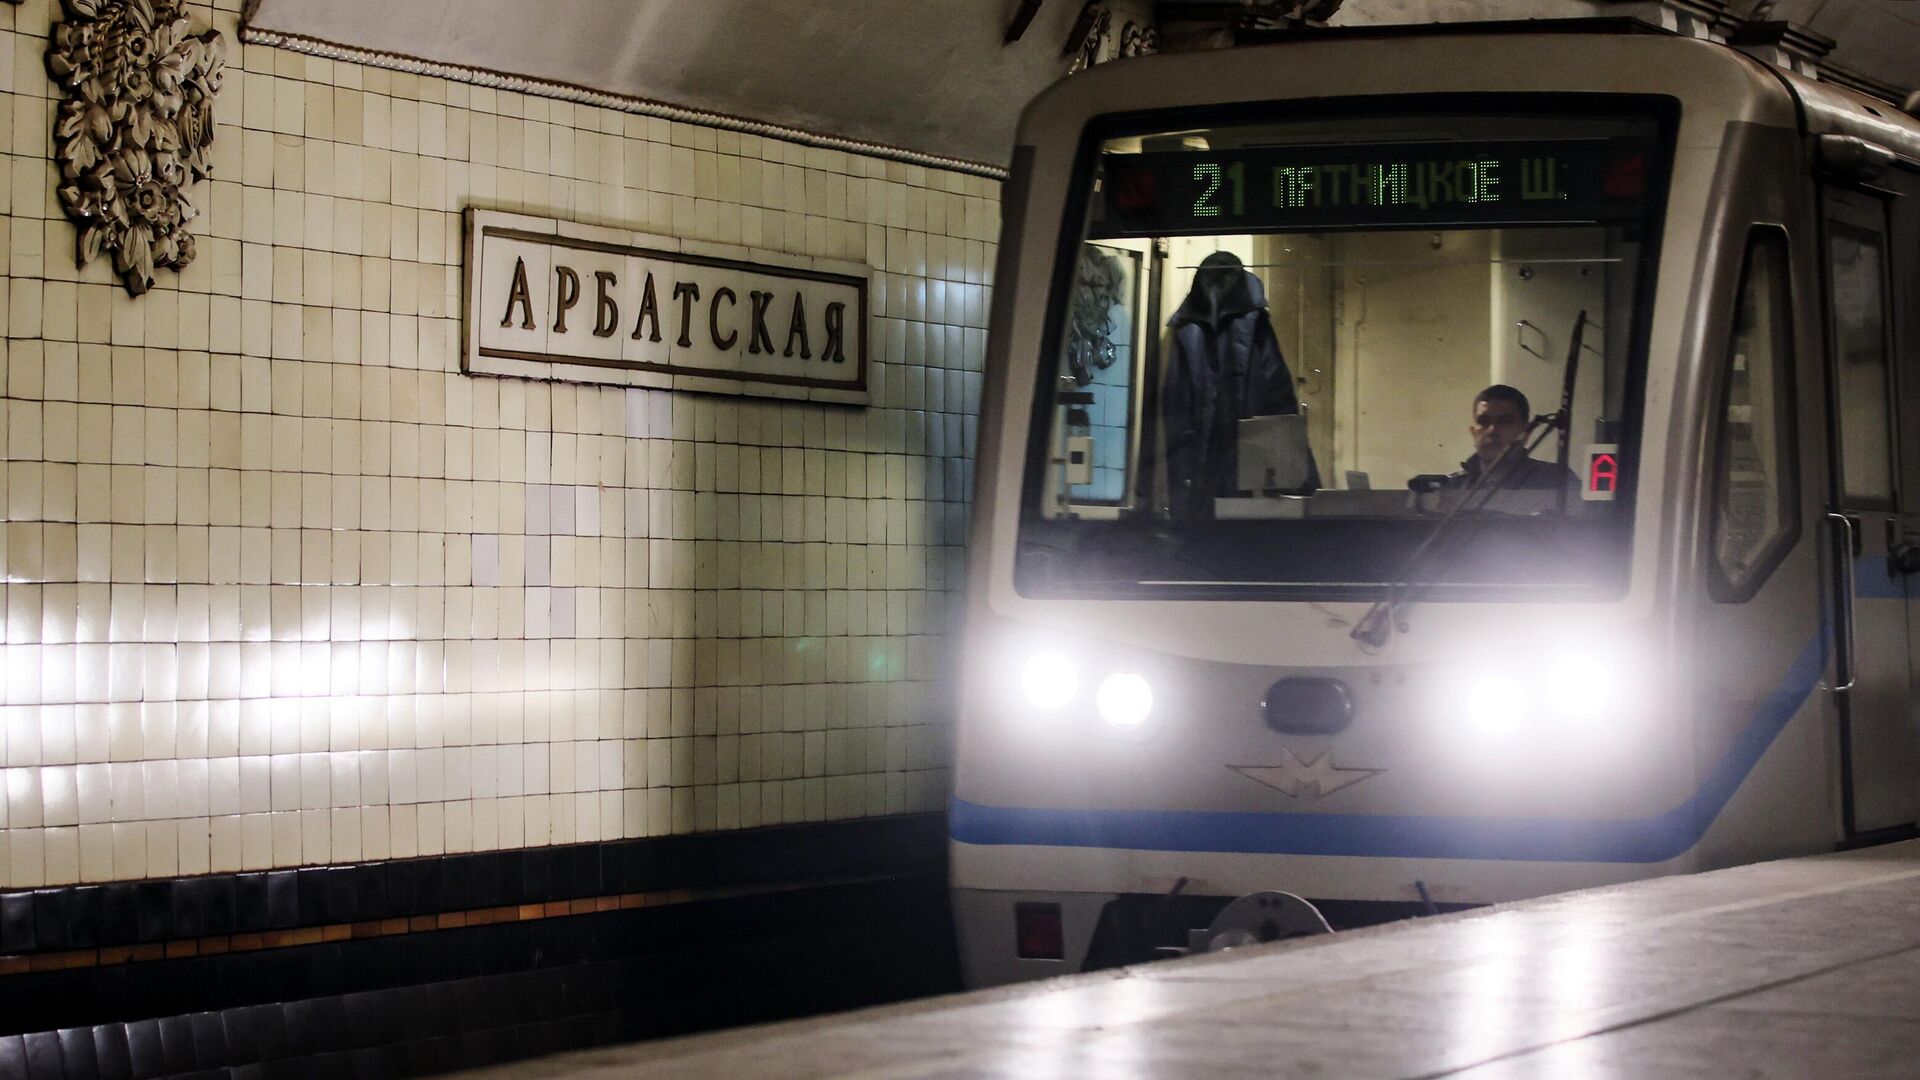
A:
[950, 19, 1920, 986]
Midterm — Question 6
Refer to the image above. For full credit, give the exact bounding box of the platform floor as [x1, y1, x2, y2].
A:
[457, 841, 1920, 1078]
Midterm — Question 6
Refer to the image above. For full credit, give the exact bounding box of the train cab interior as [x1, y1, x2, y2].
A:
[1055, 227, 1628, 508]
[1020, 105, 1671, 599]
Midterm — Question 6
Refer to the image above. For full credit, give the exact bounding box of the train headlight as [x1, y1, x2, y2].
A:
[1096, 672, 1154, 728]
[1466, 673, 1528, 734]
[1543, 652, 1614, 724]
[1020, 652, 1079, 710]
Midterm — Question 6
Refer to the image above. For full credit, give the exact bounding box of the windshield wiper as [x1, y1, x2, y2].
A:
[1350, 310, 1587, 650]
[1548, 310, 1589, 516]
[1349, 439, 1536, 648]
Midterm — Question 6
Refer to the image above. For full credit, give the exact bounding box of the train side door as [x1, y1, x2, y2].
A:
[1891, 166, 1920, 823]
[1821, 183, 1916, 836]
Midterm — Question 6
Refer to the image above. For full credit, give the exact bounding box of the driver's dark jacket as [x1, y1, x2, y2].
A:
[1442, 447, 1579, 491]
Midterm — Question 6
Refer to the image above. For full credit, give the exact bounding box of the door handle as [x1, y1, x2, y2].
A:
[1822, 512, 1857, 695]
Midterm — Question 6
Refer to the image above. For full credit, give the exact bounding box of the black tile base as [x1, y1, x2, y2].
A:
[0, 814, 956, 1079]
[3, 874, 959, 1080]
[2, 814, 944, 959]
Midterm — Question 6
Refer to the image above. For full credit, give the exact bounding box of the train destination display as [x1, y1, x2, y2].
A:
[1092, 140, 1653, 236]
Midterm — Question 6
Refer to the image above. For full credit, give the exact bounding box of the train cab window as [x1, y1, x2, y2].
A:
[1827, 218, 1897, 505]
[1710, 228, 1798, 601]
[1055, 242, 1148, 504]
[1019, 101, 1675, 599]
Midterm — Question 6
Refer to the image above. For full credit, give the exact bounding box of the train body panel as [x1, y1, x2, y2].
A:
[954, 23, 1920, 985]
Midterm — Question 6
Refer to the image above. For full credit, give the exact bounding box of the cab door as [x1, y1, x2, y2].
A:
[1822, 183, 1916, 836]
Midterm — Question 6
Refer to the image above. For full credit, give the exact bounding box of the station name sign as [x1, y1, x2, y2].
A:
[463, 210, 867, 404]
[1092, 139, 1655, 237]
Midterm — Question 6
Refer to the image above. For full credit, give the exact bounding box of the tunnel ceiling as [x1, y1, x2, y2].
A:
[1334, 0, 1920, 96]
[246, 0, 1920, 169]
[1763, 0, 1920, 94]
[243, 0, 1118, 167]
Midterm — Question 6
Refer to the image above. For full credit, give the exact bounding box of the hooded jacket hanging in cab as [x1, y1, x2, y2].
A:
[1163, 254, 1314, 519]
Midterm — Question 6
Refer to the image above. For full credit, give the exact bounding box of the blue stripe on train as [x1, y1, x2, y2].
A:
[949, 633, 1827, 864]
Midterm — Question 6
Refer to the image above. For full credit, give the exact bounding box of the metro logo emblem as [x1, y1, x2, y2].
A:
[1232, 750, 1381, 799]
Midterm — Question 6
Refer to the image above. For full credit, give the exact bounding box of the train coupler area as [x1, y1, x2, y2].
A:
[1086, 890, 1330, 967]
[1085, 891, 1468, 970]
[1182, 891, 1334, 955]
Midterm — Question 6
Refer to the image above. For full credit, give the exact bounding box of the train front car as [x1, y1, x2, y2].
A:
[952, 27, 1838, 987]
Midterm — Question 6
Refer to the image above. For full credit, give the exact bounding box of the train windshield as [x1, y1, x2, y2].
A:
[1018, 102, 1673, 600]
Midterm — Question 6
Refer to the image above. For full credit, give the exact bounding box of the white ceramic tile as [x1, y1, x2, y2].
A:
[0, 38, 982, 885]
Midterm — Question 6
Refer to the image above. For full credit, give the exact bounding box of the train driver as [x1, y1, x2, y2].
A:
[1441, 384, 1580, 492]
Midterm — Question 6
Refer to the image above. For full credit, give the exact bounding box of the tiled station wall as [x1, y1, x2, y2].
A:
[0, 0, 995, 890]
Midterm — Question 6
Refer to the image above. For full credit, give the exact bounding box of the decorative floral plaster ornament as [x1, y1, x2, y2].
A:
[46, 0, 224, 297]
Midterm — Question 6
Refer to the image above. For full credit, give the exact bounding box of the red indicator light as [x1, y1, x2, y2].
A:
[1589, 452, 1619, 493]
[1604, 153, 1646, 197]
[1015, 902, 1065, 960]
[1107, 165, 1158, 212]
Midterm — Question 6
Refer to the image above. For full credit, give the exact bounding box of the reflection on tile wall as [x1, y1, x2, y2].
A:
[0, 0, 994, 887]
